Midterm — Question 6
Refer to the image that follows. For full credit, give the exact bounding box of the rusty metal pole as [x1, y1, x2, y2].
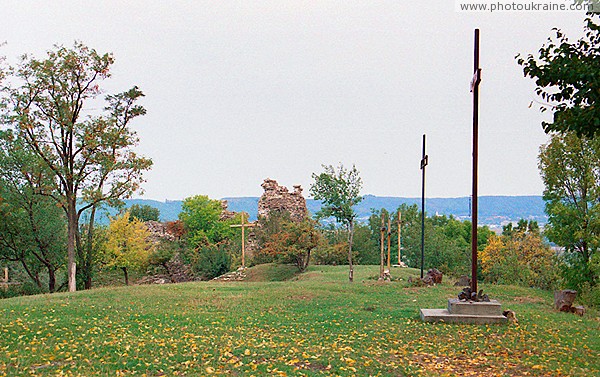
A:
[470, 29, 481, 295]
[420, 135, 426, 279]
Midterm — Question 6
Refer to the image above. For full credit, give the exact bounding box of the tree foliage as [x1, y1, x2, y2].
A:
[517, 14, 600, 137]
[129, 204, 160, 222]
[101, 211, 153, 285]
[480, 225, 559, 290]
[539, 132, 600, 288]
[0, 42, 152, 291]
[310, 163, 362, 282]
[254, 212, 321, 272]
[178, 195, 240, 247]
[0, 134, 66, 292]
[368, 205, 492, 277]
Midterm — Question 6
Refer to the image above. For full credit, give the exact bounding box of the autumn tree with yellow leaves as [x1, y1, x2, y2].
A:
[101, 212, 153, 285]
[480, 221, 559, 289]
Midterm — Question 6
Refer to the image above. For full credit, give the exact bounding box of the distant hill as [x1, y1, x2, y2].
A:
[92, 195, 547, 226]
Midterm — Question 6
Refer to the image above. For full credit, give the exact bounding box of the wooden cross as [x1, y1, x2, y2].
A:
[230, 214, 256, 268]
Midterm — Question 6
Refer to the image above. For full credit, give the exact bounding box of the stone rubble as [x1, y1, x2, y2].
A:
[219, 200, 238, 221]
[257, 178, 308, 222]
[145, 221, 177, 243]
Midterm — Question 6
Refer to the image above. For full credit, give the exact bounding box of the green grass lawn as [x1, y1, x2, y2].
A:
[1, 265, 598, 376]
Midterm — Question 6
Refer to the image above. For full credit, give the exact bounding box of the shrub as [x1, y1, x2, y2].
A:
[191, 244, 232, 280]
[312, 242, 351, 266]
[480, 232, 560, 290]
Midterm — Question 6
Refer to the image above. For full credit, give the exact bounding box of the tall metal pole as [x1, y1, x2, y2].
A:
[420, 134, 428, 279]
[397, 211, 402, 265]
[471, 29, 481, 295]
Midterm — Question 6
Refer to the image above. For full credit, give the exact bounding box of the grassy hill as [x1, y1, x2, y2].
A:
[1, 265, 598, 376]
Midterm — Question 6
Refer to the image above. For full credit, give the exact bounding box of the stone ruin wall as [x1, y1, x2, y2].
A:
[257, 178, 308, 222]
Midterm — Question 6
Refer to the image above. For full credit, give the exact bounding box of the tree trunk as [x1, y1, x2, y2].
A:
[348, 221, 354, 283]
[67, 198, 78, 292]
[20, 259, 42, 289]
[122, 267, 129, 286]
[48, 267, 56, 293]
[84, 205, 97, 290]
[554, 290, 577, 312]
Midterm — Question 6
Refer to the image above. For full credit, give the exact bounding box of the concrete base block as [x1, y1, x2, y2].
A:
[447, 298, 503, 316]
[420, 298, 508, 324]
[420, 308, 508, 324]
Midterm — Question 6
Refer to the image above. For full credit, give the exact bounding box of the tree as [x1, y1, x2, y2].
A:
[310, 163, 362, 282]
[480, 228, 559, 290]
[517, 14, 600, 138]
[129, 204, 160, 222]
[178, 195, 240, 247]
[539, 132, 600, 288]
[0, 132, 66, 292]
[254, 212, 321, 272]
[101, 211, 153, 285]
[0, 43, 152, 291]
[0, 187, 67, 292]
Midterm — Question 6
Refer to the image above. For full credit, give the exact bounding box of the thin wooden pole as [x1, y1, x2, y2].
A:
[241, 215, 246, 268]
[387, 216, 391, 271]
[3, 267, 7, 282]
[380, 215, 385, 279]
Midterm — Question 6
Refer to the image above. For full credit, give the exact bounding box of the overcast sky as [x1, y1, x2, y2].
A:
[1, 1, 588, 200]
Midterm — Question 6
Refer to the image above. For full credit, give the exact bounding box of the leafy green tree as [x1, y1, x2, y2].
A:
[178, 195, 240, 247]
[129, 204, 160, 222]
[0, 43, 152, 291]
[352, 224, 379, 265]
[101, 212, 153, 285]
[0, 188, 67, 292]
[369, 204, 493, 277]
[539, 132, 600, 288]
[517, 14, 600, 137]
[310, 163, 363, 282]
[0, 134, 66, 292]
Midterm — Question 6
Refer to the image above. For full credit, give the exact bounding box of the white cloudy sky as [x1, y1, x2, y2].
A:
[1, 1, 588, 200]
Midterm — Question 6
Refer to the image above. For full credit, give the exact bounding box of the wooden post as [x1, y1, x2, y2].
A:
[241, 217, 246, 267]
[230, 214, 257, 268]
[387, 216, 391, 271]
[380, 215, 385, 279]
[3, 267, 7, 283]
[397, 211, 402, 265]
